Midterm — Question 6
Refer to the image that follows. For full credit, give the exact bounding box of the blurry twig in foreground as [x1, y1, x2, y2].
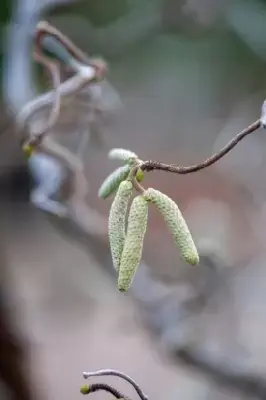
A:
[80, 382, 128, 398]
[81, 369, 148, 399]
[83, 369, 148, 400]
[21, 51, 61, 146]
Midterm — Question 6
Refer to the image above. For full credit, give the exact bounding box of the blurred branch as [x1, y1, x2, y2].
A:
[81, 369, 148, 400]
[83, 369, 148, 400]
[17, 21, 107, 146]
[80, 382, 129, 398]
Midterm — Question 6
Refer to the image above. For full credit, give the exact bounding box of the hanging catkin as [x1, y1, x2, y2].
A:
[108, 180, 133, 271]
[118, 195, 148, 292]
[98, 164, 131, 199]
[143, 188, 199, 265]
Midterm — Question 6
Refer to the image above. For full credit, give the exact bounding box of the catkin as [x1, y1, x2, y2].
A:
[98, 164, 131, 199]
[143, 188, 199, 265]
[108, 148, 138, 163]
[108, 180, 133, 271]
[118, 195, 148, 292]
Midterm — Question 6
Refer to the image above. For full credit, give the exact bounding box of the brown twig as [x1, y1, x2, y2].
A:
[35, 21, 107, 79]
[139, 119, 261, 174]
[80, 382, 129, 399]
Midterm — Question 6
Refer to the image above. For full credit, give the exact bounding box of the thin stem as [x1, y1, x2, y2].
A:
[80, 382, 128, 399]
[35, 21, 92, 66]
[140, 119, 260, 174]
[83, 369, 148, 400]
[128, 165, 145, 193]
[35, 21, 108, 80]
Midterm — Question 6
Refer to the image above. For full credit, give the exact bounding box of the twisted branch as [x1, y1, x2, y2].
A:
[35, 21, 107, 78]
[18, 21, 107, 148]
[138, 119, 261, 175]
[21, 51, 61, 146]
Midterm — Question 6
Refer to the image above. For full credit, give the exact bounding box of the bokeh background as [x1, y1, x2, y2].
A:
[1, 0, 266, 399]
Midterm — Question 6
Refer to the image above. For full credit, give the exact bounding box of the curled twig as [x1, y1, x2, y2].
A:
[21, 51, 61, 147]
[80, 382, 128, 399]
[35, 21, 107, 79]
[139, 119, 260, 174]
[35, 20, 92, 65]
[83, 369, 148, 400]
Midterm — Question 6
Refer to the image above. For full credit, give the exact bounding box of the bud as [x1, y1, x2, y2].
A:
[80, 385, 90, 394]
[98, 164, 130, 199]
[108, 148, 138, 163]
[22, 144, 34, 159]
[135, 168, 144, 182]
[143, 188, 199, 265]
[118, 195, 148, 292]
[108, 180, 133, 271]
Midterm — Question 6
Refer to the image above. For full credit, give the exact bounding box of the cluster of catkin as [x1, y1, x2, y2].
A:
[98, 148, 199, 292]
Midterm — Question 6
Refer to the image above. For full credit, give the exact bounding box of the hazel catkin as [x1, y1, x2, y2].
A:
[108, 148, 138, 163]
[98, 164, 131, 199]
[118, 195, 148, 292]
[143, 188, 199, 265]
[108, 180, 133, 271]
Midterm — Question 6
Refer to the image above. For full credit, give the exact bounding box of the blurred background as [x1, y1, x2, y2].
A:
[1, 0, 266, 399]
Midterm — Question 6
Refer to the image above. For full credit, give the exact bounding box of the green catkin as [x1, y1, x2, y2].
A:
[108, 148, 138, 163]
[98, 164, 131, 199]
[108, 180, 133, 271]
[143, 188, 199, 265]
[118, 195, 148, 292]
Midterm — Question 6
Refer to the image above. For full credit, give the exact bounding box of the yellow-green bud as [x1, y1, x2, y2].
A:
[143, 188, 199, 265]
[108, 148, 138, 163]
[136, 168, 144, 182]
[118, 195, 148, 292]
[108, 180, 133, 271]
[80, 384, 90, 394]
[22, 144, 34, 159]
[98, 165, 131, 199]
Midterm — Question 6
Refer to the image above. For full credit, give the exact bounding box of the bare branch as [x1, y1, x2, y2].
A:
[139, 119, 261, 175]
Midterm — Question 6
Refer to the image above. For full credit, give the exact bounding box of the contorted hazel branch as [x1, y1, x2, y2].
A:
[139, 119, 261, 175]
[81, 369, 148, 400]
